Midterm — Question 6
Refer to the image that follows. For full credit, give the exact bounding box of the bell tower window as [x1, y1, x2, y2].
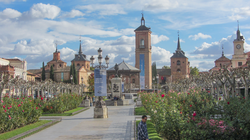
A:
[177, 60, 180, 65]
[140, 39, 145, 48]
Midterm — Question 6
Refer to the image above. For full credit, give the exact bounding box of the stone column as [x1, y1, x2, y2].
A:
[94, 96, 108, 118]
[111, 77, 122, 98]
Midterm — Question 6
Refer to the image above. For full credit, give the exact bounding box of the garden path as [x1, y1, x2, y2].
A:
[24, 104, 135, 140]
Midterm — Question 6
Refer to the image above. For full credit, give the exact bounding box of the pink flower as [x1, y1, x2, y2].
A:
[219, 98, 221, 100]
[4, 110, 6, 112]
[22, 110, 24, 112]
[180, 112, 182, 114]
[10, 105, 12, 108]
[21, 102, 23, 104]
[161, 94, 165, 98]
[3, 105, 5, 109]
[227, 102, 230, 105]
[36, 107, 38, 110]
[41, 97, 43, 101]
[188, 93, 190, 95]
[190, 105, 192, 107]
[145, 100, 147, 102]
[7, 107, 10, 109]
[8, 115, 11, 119]
[1, 100, 3, 103]
[193, 112, 196, 117]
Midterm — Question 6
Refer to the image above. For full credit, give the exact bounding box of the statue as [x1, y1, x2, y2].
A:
[115, 63, 119, 77]
[95, 96, 106, 108]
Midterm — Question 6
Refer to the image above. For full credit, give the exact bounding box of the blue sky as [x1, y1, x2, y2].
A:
[1, 0, 250, 71]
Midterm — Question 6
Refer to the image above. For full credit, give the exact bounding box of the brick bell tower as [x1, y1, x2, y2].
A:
[134, 14, 152, 89]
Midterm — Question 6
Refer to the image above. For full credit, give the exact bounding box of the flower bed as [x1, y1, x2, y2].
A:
[140, 88, 250, 139]
[0, 93, 84, 134]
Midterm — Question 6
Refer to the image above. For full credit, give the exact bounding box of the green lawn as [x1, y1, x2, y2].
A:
[0, 120, 51, 140]
[136, 120, 162, 140]
[42, 107, 85, 116]
[135, 106, 148, 115]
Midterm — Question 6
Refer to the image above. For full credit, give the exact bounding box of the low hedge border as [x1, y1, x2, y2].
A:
[42, 107, 90, 116]
[7, 117, 62, 140]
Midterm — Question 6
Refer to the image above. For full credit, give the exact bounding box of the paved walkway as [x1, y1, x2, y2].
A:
[25, 105, 135, 140]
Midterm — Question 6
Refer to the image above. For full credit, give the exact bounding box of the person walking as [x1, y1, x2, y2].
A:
[137, 115, 150, 140]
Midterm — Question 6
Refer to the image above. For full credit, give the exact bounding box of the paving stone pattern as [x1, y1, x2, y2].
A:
[24, 105, 135, 140]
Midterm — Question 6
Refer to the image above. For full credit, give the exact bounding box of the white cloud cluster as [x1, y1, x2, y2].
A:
[60, 10, 84, 18]
[0, 8, 21, 19]
[77, 4, 126, 15]
[0, 0, 26, 3]
[27, 3, 61, 19]
[189, 33, 212, 40]
[151, 35, 169, 44]
[229, 7, 250, 20]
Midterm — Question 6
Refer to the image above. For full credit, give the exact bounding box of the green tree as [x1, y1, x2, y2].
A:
[87, 73, 94, 92]
[152, 62, 157, 83]
[90, 67, 95, 71]
[190, 66, 199, 76]
[73, 61, 78, 84]
[50, 65, 54, 81]
[42, 62, 45, 81]
[162, 65, 171, 69]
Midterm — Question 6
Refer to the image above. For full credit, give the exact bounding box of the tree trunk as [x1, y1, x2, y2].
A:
[245, 84, 248, 100]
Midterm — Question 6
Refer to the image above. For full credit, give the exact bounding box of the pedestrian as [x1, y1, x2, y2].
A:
[138, 115, 150, 140]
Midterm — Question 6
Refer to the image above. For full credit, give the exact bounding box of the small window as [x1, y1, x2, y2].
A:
[77, 63, 80, 66]
[53, 64, 55, 67]
[132, 79, 135, 83]
[59, 64, 62, 67]
[140, 39, 145, 48]
[177, 60, 180, 65]
[238, 62, 242, 66]
[177, 69, 181, 72]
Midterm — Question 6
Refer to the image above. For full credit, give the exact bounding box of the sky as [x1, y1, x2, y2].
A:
[1, 0, 250, 71]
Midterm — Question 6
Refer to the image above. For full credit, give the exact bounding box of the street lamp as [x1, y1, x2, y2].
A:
[156, 74, 159, 91]
[70, 75, 73, 84]
[81, 77, 84, 95]
[90, 48, 109, 69]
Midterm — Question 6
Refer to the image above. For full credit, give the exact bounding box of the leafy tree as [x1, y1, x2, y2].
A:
[42, 62, 45, 81]
[50, 65, 54, 81]
[190, 66, 199, 76]
[73, 61, 78, 84]
[90, 67, 95, 71]
[87, 73, 94, 92]
[162, 65, 171, 69]
[152, 62, 157, 83]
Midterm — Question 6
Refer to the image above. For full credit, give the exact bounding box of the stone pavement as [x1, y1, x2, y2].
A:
[24, 105, 135, 140]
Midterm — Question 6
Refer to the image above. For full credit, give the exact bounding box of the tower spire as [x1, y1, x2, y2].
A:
[222, 44, 224, 56]
[141, 11, 145, 26]
[79, 35, 82, 54]
[55, 43, 58, 52]
[177, 30, 181, 51]
[237, 20, 241, 40]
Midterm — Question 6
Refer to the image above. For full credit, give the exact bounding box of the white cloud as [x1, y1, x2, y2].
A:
[229, 7, 250, 20]
[60, 9, 84, 18]
[173, 39, 185, 43]
[151, 35, 169, 44]
[77, 4, 126, 15]
[189, 33, 212, 40]
[0, 8, 21, 19]
[0, 0, 26, 3]
[24, 3, 61, 19]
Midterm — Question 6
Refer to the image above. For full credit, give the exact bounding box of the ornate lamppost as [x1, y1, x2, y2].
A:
[90, 48, 109, 118]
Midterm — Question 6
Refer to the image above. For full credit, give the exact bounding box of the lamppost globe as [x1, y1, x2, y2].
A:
[90, 56, 95, 67]
[98, 48, 102, 56]
[105, 55, 109, 67]
[98, 55, 102, 65]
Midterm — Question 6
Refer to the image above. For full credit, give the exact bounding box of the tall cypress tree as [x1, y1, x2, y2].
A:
[50, 65, 54, 81]
[73, 61, 78, 84]
[42, 62, 45, 81]
[152, 62, 157, 83]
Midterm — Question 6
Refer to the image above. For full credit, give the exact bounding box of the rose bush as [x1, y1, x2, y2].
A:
[140, 87, 250, 139]
[0, 96, 42, 133]
[0, 93, 84, 133]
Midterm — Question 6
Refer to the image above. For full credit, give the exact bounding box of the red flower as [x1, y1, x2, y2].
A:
[8, 115, 11, 119]
[187, 121, 189, 123]
[4, 110, 6, 112]
[41, 97, 43, 101]
[3, 105, 5, 108]
[208, 91, 210, 93]
[188, 93, 190, 95]
[227, 102, 230, 105]
[51, 106, 53, 109]
[161, 94, 165, 98]
[180, 112, 182, 114]
[155, 101, 158, 103]
[202, 99, 204, 101]
[10, 105, 12, 108]
[219, 98, 221, 100]
[22, 110, 24, 112]
[243, 97, 245, 99]
[7, 107, 10, 109]
[193, 112, 196, 117]
[17, 98, 19, 99]
[18, 104, 21, 107]
[36, 107, 38, 110]
[21, 102, 23, 104]
[190, 105, 192, 107]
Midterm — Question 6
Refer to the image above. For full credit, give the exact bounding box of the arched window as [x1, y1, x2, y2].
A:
[59, 64, 62, 67]
[77, 63, 80, 66]
[177, 60, 180, 65]
[53, 64, 55, 67]
[177, 69, 181, 72]
[140, 39, 144, 48]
